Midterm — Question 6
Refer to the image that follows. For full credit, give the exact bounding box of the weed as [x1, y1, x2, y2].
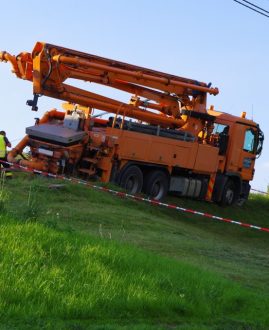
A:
[17, 185, 42, 222]
[0, 172, 9, 213]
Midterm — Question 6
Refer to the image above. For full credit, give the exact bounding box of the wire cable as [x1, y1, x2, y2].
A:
[233, 0, 269, 17]
[241, 0, 269, 13]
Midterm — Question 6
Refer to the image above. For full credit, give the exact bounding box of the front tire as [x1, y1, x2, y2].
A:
[219, 180, 237, 206]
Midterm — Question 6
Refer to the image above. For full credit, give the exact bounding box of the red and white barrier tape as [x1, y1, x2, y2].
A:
[251, 188, 269, 195]
[1, 160, 269, 234]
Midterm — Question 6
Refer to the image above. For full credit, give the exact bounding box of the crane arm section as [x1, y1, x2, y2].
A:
[0, 51, 32, 81]
[1, 42, 219, 128]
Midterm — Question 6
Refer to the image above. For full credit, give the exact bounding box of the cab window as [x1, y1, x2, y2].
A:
[213, 123, 228, 134]
[243, 129, 255, 153]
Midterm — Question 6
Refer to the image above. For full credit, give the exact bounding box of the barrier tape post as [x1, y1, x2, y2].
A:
[1, 160, 269, 234]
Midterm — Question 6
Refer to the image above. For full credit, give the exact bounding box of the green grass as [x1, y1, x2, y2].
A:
[0, 172, 269, 329]
[0, 216, 269, 329]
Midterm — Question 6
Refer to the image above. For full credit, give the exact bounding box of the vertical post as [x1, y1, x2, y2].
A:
[205, 173, 216, 202]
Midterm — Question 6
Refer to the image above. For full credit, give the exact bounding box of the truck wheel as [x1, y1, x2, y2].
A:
[119, 165, 143, 194]
[144, 170, 169, 201]
[219, 180, 237, 206]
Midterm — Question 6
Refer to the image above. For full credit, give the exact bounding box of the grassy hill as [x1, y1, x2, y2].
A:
[0, 172, 269, 329]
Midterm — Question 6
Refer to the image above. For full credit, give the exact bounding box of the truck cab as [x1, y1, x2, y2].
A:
[208, 109, 264, 205]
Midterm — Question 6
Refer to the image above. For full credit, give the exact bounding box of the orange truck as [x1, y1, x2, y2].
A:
[0, 42, 264, 205]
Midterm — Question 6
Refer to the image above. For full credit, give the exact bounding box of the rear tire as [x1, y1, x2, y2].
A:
[119, 165, 143, 194]
[144, 170, 169, 201]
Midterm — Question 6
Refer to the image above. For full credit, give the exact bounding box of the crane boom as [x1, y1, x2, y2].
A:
[1, 42, 218, 128]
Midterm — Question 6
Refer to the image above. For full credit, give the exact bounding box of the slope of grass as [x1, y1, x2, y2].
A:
[7, 173, 268, 291]
[0, 215, 269, 330]
[0, 172, 269, 329]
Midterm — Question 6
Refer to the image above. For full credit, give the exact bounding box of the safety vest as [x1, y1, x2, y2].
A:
[0, 135, 6, 158]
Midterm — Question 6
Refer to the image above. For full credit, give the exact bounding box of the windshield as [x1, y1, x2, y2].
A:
[243, 127, 264, 158]
[255, 126, 264, 158]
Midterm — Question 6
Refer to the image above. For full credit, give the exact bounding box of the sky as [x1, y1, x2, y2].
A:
[0, 0, 269, 191]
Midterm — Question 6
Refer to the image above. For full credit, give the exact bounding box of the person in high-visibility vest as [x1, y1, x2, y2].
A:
[0, 131, 12, 177]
